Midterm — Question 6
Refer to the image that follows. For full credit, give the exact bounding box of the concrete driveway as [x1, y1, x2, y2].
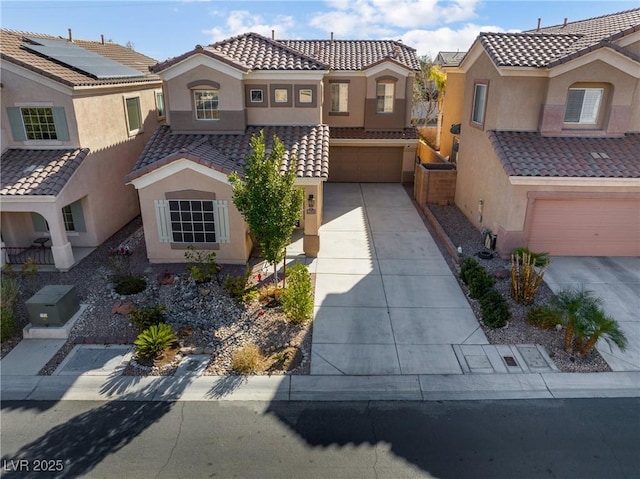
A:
[311, 183, 487, 375]
[545, 257, 640, 372]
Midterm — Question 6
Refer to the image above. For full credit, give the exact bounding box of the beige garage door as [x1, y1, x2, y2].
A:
[329, 146, 403, 182]
[528, 198, 640, 256]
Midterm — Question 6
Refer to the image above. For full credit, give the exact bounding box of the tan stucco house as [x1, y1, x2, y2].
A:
[1, 29, 163, 270]
[440, 8, 640, 257]
[126, 33, 420, 264]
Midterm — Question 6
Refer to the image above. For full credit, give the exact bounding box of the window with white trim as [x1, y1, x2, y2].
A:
[194, 90, 219, 120]
[274, 88, 288, 103]
[250, 89, 263, 103]
[330, 83, 348, 112]
[564, 88, 603, 124]
[62, 205, 75, 231]
[155, 91, 165, 118]
[21, 107, 57, 140]
[154, 199, 230, 244]
[125, 96, 143, 134]
[376, 82, 394, 113]
[298, 89, 313, 104]
[471, 83, 487, 125]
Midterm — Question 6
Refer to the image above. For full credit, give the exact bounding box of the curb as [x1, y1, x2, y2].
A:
[2, 371, 638, 402]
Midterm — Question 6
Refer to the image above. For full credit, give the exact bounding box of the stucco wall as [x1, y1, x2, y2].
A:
[165, 64, 245, 132]
[245, 80, 323, 125]
[323, 75, 366, 127]
[439, 70, 465, 159]
[1, 69, 79, 148]
[136, 167, 252, 264]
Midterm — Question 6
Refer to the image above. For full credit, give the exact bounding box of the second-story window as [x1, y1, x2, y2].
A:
[330, 83, 348, 112]
[21, 107, 57, 140]
[376, 82, 395, 113]
[155, 91, 165, 119]
[471, 82, 488, 126]
[194, 90, 219, 120]
[564, 88, 603, 124]
[125, 96, 143, 134]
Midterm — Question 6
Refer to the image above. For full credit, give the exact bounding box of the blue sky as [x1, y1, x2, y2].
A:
[2, 1, 637, 61]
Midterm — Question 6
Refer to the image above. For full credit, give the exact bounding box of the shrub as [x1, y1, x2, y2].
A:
[258, 283, 284, 305]
[184, 245, 219, 284]
[224, 266, 258, 302]
[480, 290, 510, 328]
[0, 275, 19, 342]
[231, 343, 263, 375]
[512, 247, 549, 268]
[511, 250, 550, 305]
[459, 258, 483, 285]
[281, 261, 313, 323]
[130, 305, 167, 333]
[134, 323, 177, 361]
[114, 274, 147, 295]
[527, 305, 563, 329]
[467, 269, 496, 299]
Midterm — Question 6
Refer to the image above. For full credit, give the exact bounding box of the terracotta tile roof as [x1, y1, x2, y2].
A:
[435, 51, 466, 66]
[1, 148, 90, 196]
[479, 8, 640, 68]
[488, 131, 640, 178]
[1, 29, 160, 87]
[330, 127, 418, 140]
[126, 124, 330, 182]
[279, 39, 420, 71]
[153, 33, 420, 73]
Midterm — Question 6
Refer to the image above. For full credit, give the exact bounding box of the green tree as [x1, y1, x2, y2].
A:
[574, 303, 627, 357]
[229, 131, 304, 283]
[412, 56, 446, 149]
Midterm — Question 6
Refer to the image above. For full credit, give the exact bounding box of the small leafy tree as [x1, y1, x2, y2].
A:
[229, 131, 304, 283]
[413, 56, 446, 149]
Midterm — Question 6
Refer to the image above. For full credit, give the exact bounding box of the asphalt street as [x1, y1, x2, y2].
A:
[1, 399, 638, 479]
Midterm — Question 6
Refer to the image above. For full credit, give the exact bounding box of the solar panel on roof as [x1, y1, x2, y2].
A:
[23, 37, 144, 79]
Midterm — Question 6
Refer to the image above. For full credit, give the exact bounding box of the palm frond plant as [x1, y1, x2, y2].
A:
[553, 288, 602, 353]
[574, 306, 628, 357]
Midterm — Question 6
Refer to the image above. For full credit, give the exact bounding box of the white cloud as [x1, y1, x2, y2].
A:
[401, 23, 510, 58]
[203, 10, 295, 42]
[309, 0, 480, 37]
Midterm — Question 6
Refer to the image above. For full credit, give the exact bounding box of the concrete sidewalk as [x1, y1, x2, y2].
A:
[3, 370, 639, 402]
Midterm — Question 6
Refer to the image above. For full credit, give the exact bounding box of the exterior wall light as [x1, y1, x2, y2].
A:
[308, 194, 315, 208]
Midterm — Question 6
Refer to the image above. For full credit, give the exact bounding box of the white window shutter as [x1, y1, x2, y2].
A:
[154, 200, 171, 243]
[214, 200, 230, 243]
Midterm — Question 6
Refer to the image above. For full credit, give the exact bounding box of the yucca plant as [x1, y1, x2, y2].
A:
[511, 250, 550, 305]
[553, 288, 602, 353]
[134, 323, 177, 360]
[512, 247, 549, 267]
[574, 305, 627, 357]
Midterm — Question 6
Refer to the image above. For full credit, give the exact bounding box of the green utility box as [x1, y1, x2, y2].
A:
[25, 285, 79, 327]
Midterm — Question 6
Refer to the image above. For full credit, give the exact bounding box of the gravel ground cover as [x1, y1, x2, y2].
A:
[1, 217, 312, 376]
[428, 204, 610, 373]
[3, 199, 611, 375]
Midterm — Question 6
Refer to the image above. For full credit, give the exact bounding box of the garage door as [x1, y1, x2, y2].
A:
[528, 199, 640, 256]
[329, 146, 403, 182]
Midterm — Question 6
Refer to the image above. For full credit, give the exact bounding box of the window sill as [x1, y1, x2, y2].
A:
[170, 243, 220, 250]
[127, 128, 144, 137]
[23, 140, 64, 147]
[329, 111, 349, 116]
[468, 121, 485, 130]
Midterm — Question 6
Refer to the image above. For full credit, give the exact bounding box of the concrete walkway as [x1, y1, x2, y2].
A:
[545, 257, 640, 372]
[311, 183, 488, 375]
